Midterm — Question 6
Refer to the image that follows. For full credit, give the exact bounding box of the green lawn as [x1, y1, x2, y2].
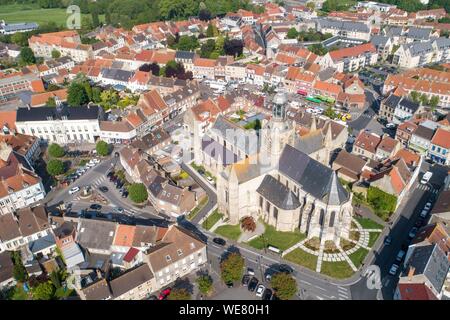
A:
[247, 223, 306, 251]
[320, 261, 354, 279]
[215, 224, 242, 241]
[202, 209, 223, 230]
[368, 232, 380, 248]
[0, 4, 104, 26]
[55, 286, 75, 299]
[349, 248, 369, 268]
[187, 196, 208, 221]
[284, 248, 318, 271]
[355, 217, 383, 230]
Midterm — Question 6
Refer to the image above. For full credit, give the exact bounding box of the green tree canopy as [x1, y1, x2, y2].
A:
[127, 183, 148, 203]
[67, 83, 89, 106]
[48, 143, 65, 158]
[96, 140, 110, 156]
[220, 252, 244, 283]
[167, 288, 191, 300]
[11, 251, 27, 282]
[270, 272, 297, 300]
[176, 35, 200, 51]
[46, 97, 57, 107]
[31, 281, 55, 300]
[19, 47, 36, 66]
[429, 96, 439, 109]
[51, 49, 61, 59]
[287, 28, 299, 39]
[46, 159, 65, 176]
[196, 275, 213, 294]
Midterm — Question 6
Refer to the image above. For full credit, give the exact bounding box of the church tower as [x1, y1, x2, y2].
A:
[260, 92, 295, 168]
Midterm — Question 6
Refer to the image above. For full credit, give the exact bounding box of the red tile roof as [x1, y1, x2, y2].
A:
[431, 128, 450, 149]
[329, 43, 376, 62]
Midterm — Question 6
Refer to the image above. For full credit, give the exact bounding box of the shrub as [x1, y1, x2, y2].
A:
[241, 216, 256, 232]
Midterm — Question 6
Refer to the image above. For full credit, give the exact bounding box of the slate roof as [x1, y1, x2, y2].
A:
[0, 251, 14, 284]
[317, 18, 369, 33]
[16, 105, 101, 122]
[77, 219, 116, 251]
[404, 41, 433, 57]
[1, 22, 38, 33]
[202, 136, 240, 165]
[412, 125, 435, 141]
[370, 35, 390, 47]
[402, 244, 449, 294]
[278, 145, 349, 205]
[406, 27, 432, 41]
[29, 233, 56, 254]
[101, 68, 134, 82]
[257, 175, 300, 210]
[109, 264, 154, 298]
[211, 115, 258, 155]
[293, 131, 324, 155]
[175, 50, 195, 60]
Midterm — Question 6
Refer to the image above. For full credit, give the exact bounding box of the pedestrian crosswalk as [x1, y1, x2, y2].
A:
[92, 176, 106, 187]
[416, 184, 439, 194]
[337, 286, 350, 300]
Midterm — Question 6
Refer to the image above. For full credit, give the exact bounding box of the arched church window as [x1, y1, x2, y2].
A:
[329, 211, 336, 227]
[319, 209, 325, 226]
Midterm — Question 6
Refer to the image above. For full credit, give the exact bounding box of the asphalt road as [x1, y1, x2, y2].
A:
[204, 231, 352, 300]
[45, 155, 161, 221]
[349, 163, 448, 300]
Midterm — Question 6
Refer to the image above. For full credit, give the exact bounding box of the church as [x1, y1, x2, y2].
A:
[216, 92, 353, 246]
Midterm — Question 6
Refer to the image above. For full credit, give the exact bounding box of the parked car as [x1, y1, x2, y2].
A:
[389, 264, 399, 276]
[225, 282, 234, 288]
[121, 191, 128, 198]
[409, 227, 418, 239]
[158, 288, 171, 300]
[107, 171, 114, 178]
[386, 123, 396, 129]
[255, 284, 265, 297]
[420, 209, 429, 219]
[262, 288, 273, 300]
[415, 218, 424, 228]
[248, 277, 258, 292]
[242, 275, 250, 287]
[148, 295, 158, 300]
[90, 204, 102, 211]
[420, 171, 433, 185]
[68, 186, 80, 195]
[424, 202, 432, 211]
[212, 237, 226, 246]
[247, 268, 255, 276]
[384, 236, 392, 246]
[396, 250, 406, 263]
[265, 273, 272, 282]
[115, 207, 124, 214]
[99, 186, 108, 193]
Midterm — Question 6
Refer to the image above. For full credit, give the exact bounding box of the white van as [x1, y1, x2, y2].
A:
[420, 171, 433, 184]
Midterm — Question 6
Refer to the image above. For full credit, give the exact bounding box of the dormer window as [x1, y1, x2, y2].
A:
[177, 249, 183, 256]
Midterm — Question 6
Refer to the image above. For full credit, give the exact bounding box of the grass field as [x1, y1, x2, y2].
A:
[0, 4, 103, 27]
[284, 248, 318, 271]
[247, 222, 306, 251]
[214, 224, 242, 241]
[321, 261, 354, 279]
[349, 247, 369, 268]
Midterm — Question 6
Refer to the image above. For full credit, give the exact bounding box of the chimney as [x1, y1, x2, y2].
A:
[407, 266, 415, 280]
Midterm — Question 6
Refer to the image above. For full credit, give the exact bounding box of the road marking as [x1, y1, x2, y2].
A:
[299, 280, 312, 286]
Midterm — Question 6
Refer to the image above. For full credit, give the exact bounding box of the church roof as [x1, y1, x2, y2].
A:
[257, 175, 300, 210]
[293, 130, 324, 155]
[278, 145, 349, 206]
[211, 115, 258, 155]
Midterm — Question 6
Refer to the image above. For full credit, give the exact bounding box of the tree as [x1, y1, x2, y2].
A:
[224, 38, 244, 57]
[167, 288, 191, 300]
[19, 47, 36, 65]
[270, 272, 297, 300]
[46, 159, 65, 176]
[31, 281, 55, 300]
[241, 216, 256, 232]
[420, 93, 429, 105]
[196, 275, 213, 295]
[176, 35, 199, 51]
[11, 251, 27, 282]
[96, 140, 110, 156]
[324, 106, 337, 119]
[67, 82, 89, 106]
[46, 97, 57, 107]
[48, 143, 65, 158]
[429, 96, 439, 109]
[287, 27, 299, 39]
[128, 183, 148, 203]
[11, 32, 28, 46]
[410, 90, 420, 103]
[200, 39, 216, 58]
[206, 23, 217, 37]
[308, 43, 328, 56]
[49, 271, 61, 289]
[220, 252, 244, 283]
[199, 9, 212, 21]
[51, 49, 61, 59]
[306, 2, 315, 10]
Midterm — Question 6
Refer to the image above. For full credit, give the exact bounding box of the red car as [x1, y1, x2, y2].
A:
[158, 288, 171, 300]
